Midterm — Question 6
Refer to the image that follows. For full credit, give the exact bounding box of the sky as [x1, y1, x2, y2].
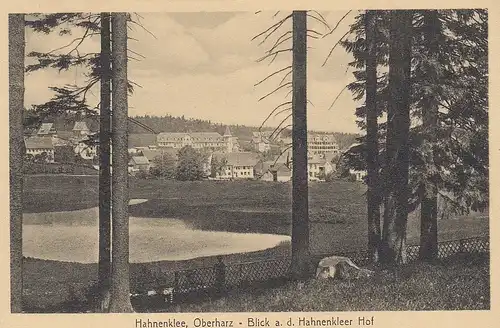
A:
[24, 11, 361, 133]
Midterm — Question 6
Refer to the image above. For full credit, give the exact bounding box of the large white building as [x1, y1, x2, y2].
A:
[307, 133, 340, 156]
[156, 126, 238, 153]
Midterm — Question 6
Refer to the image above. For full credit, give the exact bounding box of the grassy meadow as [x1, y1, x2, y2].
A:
[24, 175, 488, 251]
[174, 253, 489, 312]
[21, 175, 489, 312]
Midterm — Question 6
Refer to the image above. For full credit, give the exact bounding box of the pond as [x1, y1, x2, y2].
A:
[22, 199, 290, 263]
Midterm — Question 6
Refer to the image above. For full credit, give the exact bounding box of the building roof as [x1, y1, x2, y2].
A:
[37, 123, 56, 135]
[52, 137, 71, 147]
[261, 161, 290, 173]
[73, 121, 90, 131]
[157, 132, 223, 143]
[128, 133, 157, 148]
[141, 148, 178, 162]
[25, 136, 54, 150]
[130, 156, 150, 165]
[224, 126, 232, 136]
[273, 163, 291, 176]
[214, 151, 259, 167]
[189, 132, 223, 141]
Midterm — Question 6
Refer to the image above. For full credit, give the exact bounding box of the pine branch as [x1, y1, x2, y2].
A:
[254, 65, 292, 87]
[322, 10, 352, 38]
[257, 48, 292, 63]
[259, 101, 293, 129]
[306, 12, 330, 31]
[322, 30, 350, 67]
[258, 82, 292, 101]
[273, 106, 292, 118]
[328, 85, 348, 110]
[252, 14, 293, 43]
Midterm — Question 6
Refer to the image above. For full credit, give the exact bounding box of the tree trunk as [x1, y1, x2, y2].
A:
[364, 10, 382, 263]
[9, 13, 25, 314]
[109, 12, 134, 313]
[97, 12, 112, 312]
[419, 10, 440, 261]
[381, 10, 413, 265]
[290, 10, 310, 280]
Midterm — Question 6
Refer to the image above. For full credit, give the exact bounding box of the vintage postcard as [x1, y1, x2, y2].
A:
[1, 1, 497, 328]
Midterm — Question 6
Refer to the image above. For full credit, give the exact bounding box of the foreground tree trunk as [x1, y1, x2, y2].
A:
[290, 10, 311, 280]
[97, 12, 112, 312]
[9, 13, 25, 314]
[381, 10, 413, 265]
[364, 10, 382, 263]
[109, 12, 134, 313]
[419, 10, 440, 261]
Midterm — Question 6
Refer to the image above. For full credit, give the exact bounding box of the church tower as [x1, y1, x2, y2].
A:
[223, 126, 233, 153]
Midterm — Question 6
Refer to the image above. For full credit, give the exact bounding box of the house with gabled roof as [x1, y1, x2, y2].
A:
[258, 162, 292, 182]
[128, 155, 151, 173]
[141, 148, 179, 165]
[73, 121, 91, 137]
[37, 122, 57, 137]
[212, 151, 260, 180]
[24, 136, 55, 162]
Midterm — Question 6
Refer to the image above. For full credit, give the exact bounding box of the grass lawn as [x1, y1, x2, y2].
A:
[21, 175, 490, 312]
[171, 253, 490, 312]
[23, 253, 490, 312]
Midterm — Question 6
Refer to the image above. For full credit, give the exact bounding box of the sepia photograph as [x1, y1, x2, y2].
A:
[8, 9, 489, 314]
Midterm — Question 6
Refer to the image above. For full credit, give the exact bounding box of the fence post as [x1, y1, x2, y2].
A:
[215, 256, 226, 295]
[459, 239, 465, 254]
[174, 272, 179, 291]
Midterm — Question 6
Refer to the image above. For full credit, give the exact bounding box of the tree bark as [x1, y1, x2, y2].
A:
[290, 10, 310, 280]
[419, 10, 440, 261]
[9, 13, 25, 314]
[97, 12, 112, 312]
[381, 10, 413, 265]
[364, 10, 382, 263]
[109, 12, 134, 313]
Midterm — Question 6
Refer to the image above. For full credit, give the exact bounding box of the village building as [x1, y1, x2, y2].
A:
[258, 162, 292, 182]
[72, 121, 91, 137]
[251, 131, 280, 153]
[37, 122, 57, 137]
[71, 122, 97, 160]
[258, 150, 335, 181]
[128, 155, 151, 173]
[128, 133, 158, 154]
[308, 154, 335, 180]
[74, 140, 98, 160]
[307, 133, 340, 156]
[156, 126, 238, 153]
[349, 169, 367, 182]
[212, 152, 260, 180]
[140, 148, 179, 165]
[24, 136, 55, 162]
